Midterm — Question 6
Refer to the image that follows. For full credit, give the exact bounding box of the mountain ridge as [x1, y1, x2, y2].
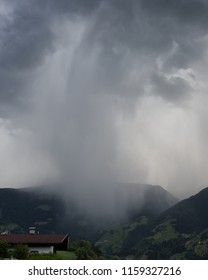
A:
[0, 183, 177, 241]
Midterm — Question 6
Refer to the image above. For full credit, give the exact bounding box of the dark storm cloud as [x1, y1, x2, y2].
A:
[139, 0, 208, 70]
[141, 0, 208, 26]
[0, 2, 54, 70]
[1, 0, 207, 106]
[61, 0, 208, 102]
[43, 0, 100, 15]
[150, 73, 192, 102]
[0, 1, 54, 112]
[0, 0, 208, 197]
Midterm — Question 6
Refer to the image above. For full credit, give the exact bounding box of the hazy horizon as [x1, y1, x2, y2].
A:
[1, 0, 208, 199]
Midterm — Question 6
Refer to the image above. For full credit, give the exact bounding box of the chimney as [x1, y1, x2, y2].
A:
[29, 227, 37, 234]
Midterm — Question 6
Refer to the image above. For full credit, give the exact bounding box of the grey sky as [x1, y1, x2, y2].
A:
[0, 0, 208, 196]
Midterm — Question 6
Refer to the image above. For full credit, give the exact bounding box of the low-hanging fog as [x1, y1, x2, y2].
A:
[1, 0, 208, 204]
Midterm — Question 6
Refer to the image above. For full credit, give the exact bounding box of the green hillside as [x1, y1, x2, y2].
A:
[102, 187, 208, 260]
[0, 187, 98, 240]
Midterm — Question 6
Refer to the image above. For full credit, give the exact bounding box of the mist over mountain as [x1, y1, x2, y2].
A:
[53, 181, 178, 220]
[0, 183, 177, 241]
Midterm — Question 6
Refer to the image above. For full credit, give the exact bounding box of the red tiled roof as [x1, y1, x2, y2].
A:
[0, 234, 68, 244]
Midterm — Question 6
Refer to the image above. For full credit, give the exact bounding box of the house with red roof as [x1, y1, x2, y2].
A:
[0, 228, 69, 254]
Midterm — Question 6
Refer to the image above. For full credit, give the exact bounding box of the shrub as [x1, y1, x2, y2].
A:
[13, 244, 29, 260]
[0, 240, 9, 258]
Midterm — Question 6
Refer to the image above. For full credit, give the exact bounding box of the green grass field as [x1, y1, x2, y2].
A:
[56, 251, 77, 260]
